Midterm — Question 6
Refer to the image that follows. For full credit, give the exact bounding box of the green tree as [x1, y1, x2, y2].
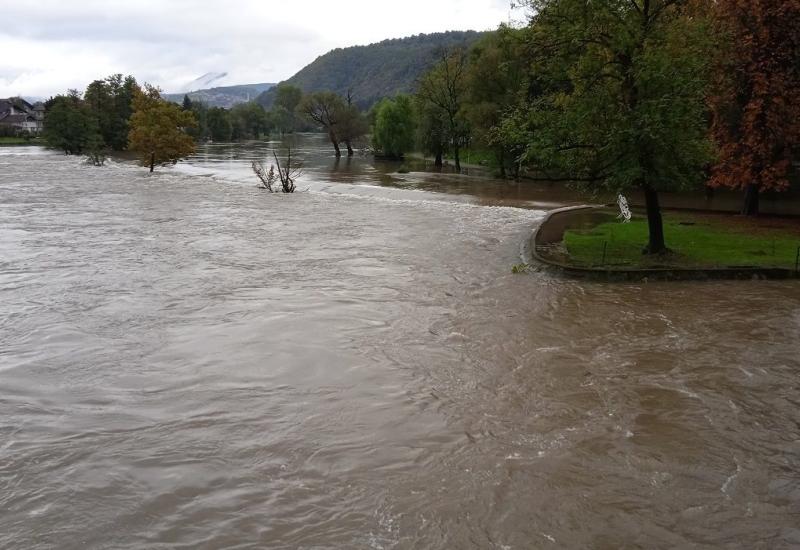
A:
[187, 101, 210, 141]
[182, 94, 193, 111]
[207, 107, 233, 141]
[83, 74, 139, 151]
[463, 26, 529, 177]
[508, 0, 715, 254]
[43, 91, 104, 157]
[128, 84, 197, 172]
[417, 48, 470, 171]
[414, 95, 450, 167]
[230, 102, 269, 139]
[272, 84, 303, 134]
[298, 91, 347, 156]
[373, 95, 416, 159]
[337, 91, 368, 156]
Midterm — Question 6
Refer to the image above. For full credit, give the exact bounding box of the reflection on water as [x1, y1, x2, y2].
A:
[1, 138, 799, 549]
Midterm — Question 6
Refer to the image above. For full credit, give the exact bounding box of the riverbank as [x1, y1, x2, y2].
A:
[0, 137, 43, 146]
[531, 205, 800, 280]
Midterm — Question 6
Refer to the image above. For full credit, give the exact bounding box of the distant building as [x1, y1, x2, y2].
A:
[0, 98, 45, 135]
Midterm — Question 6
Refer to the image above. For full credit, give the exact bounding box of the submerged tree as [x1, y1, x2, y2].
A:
[83, 74, 139, 151]
[206, 106, 233, 141]
[298, 91, 347, 156]
[463, 25, 529, 177]
[128, 84, 197, 172]
[372, 95, 416, 159]
[414, 94, 450, 167]
[43, 91, 104, 158]
[416, 48, 470, 171]
[271, 84, 303, 135]
[507, 0, 715, 254]
[252, 148, 303, 193]
[708, 0, 800, 216]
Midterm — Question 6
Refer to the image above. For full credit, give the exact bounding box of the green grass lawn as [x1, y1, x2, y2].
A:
[0, 137, 43, 146]
[564, 211, 800, 269]
[441, 148, 497, 167]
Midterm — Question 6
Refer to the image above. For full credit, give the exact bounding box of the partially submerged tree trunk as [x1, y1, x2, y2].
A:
[742, 183, 760, 216]
[345, 140, 354, 157]
[434, 152, 443, 167]
[642, 184, 667, 255]
[329, 131, 341, 157]
[453, 143, 461, 172]
[149, 152, 155, 173]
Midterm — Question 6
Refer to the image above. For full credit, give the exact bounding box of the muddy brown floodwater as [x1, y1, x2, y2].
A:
[2, 137, 799, 549]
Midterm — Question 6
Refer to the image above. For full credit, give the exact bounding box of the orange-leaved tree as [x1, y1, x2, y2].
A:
[708, 0, 800, 215]
[128, 84, 197, 172]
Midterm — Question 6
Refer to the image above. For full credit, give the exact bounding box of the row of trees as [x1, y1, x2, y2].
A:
[367, 0, 799, 254]
[44, 75, 196, 171]
[180, 83, 317, 142]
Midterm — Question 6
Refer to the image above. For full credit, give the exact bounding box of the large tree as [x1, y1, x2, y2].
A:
[128, 84, 197, 172]
[509, 0, 715, 254]
[298, 91, 347, 156]
[373, 95, 416, 159]
[337, 91, 368, 156]
[43, 91, 104, 157]
[416, 48, 470, 171]
[463, 25, 529, 177]
[230, 102, 269, 139]
[206, 106, 233, 142]
[708, 0, 800, 216]
[84, 74, 139, 151]
[272, 84, 303, 134]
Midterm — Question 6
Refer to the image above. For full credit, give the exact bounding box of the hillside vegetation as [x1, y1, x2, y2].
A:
[257, 31, 486, 109]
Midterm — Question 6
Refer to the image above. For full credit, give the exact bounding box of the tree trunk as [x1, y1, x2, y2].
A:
[434, 152, 443, 167]
[642, 184, 667, 255]
[497, 149, 506, 178]
[149, 152, 155, 173]
[742, 184, 760, 216]
[345, 140, 354, 157]
[329, 131, 341, 157]
[453, 144, 461, 172]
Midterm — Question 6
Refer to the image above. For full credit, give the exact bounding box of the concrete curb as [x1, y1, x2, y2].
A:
[528, 205, 800, 281]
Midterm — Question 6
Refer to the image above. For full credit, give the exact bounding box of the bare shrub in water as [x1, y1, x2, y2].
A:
[253, 148, 303, 193]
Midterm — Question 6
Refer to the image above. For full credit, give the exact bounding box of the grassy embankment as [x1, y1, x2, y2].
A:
[0, 137, 43, 146]
[564, 211, 800, 269]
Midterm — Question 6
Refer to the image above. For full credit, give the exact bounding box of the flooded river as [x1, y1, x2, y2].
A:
[2, 138, 799, 549]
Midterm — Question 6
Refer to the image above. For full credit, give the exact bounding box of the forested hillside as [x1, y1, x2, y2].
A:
[256, 31, 486, 109]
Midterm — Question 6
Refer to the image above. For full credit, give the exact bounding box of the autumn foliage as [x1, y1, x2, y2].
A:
[708, 0, 800, 202]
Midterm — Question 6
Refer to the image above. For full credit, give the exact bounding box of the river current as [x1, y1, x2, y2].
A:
[1, 138, 799, 549]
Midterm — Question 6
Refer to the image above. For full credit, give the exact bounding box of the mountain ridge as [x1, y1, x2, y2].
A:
[164, 82, 276, 109]
[256, 30, 487, 109]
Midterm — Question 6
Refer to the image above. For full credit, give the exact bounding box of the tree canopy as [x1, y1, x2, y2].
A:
[373, 95, 416, 159]
[43, 91, 104, 157]
[128, 84, 197, 172]
[708, 0, 800, 215]
[502, 0, 715, 253]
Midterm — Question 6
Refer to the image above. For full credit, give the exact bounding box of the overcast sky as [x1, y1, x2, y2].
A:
[0, 0, 519, 98]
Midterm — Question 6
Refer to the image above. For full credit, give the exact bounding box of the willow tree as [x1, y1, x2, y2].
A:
[708, 0, 800, 216]
[373, 95, 416, 159]
[128, 84, 197, 172]
[298, 91, 346, 156]
[510, 0, 715, 254]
